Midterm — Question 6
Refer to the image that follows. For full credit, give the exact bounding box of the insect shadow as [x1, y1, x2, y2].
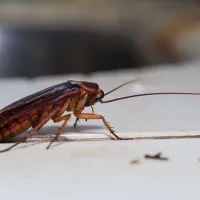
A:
[1, 124, 106, 151]
[38, 124, 104, 136]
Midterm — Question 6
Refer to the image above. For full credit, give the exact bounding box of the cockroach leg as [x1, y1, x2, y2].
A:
[74, 113, 121, 140]
[38, 105, 53, 121]
[31, 105, 53, 129]
[46, 114, 71, 149]
[73, 106, 94, 129]
[0, 107, 60, 153]
[90, 106, 94, 114]
[74, 118, 79, 129]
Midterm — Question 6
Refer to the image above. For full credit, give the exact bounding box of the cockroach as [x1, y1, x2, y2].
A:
[0, 78, 200, 152]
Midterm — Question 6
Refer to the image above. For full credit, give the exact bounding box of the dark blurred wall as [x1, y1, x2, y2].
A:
[0, 26, 143, 77]
[0, 1, 200, 77]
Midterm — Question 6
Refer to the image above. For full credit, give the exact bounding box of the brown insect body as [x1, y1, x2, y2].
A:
[0, 83, 92, 140]
[0, 96, 79, 141]
[0, 110, 41, 141]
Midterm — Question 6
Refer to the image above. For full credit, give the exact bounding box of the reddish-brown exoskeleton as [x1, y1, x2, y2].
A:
[0, 78, 200, 152]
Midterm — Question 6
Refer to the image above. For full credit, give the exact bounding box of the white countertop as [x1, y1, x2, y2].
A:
[1, 59, 200, 200]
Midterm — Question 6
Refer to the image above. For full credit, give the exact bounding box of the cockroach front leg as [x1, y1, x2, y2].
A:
[46, 114, 71, 149]
[73, 117, 88, 129]
[73, 118, 79, 129]
[73, 106, 94, 129]
[74, 113, 121, 140]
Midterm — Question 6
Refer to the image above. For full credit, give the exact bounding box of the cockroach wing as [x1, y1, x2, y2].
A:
[0, 81, 79, 127]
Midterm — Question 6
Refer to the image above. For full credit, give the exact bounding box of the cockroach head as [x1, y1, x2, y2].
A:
[68, 80, 104, 106]
[76, 81, 104, 106]
[85, 89, 105, 106]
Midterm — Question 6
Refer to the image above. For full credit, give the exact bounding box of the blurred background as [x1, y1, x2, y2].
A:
[0, 0, 200, 77]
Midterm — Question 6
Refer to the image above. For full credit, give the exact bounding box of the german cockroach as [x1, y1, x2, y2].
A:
[0, 79, 200, 152]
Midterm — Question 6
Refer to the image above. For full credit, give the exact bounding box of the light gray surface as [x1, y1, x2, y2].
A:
[1, 60, 200, 200]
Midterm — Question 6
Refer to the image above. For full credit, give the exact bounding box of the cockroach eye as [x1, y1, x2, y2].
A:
[97, 90, 104, 99]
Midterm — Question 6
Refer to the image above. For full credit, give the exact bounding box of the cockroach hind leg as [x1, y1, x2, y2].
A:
[0, 108, 59, 153]
[0, 124, 39, 153]
[46, 136, 59, 149]
[46, 116, 70, 149]
[0, 134, 37, 153]
[46, 135, 68, 150]
[0, 141, 22, 153]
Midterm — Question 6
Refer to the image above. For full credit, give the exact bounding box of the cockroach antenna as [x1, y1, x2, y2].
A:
[104, 77, 141, 96]
[100, 92, 200, 104]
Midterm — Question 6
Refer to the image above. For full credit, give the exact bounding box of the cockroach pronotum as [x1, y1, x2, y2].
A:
[0, 78, 200, 152]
